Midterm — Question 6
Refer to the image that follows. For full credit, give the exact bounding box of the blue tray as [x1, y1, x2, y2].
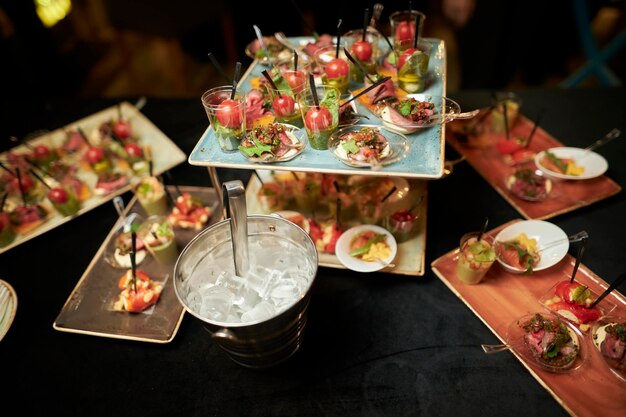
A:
[188, 37, 447, 179]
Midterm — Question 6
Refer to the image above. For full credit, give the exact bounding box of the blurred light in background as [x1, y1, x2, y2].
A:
[35, 0, 71, 28]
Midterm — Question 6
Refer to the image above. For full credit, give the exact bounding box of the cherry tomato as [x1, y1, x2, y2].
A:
[325, 58, 349, 79]
[124, 143, 144, 158]
[113, 120, 132, 140]
[397, 48, 416, 69]
[216, 99, 243, 129]
[272, 94, 295, 117]
[48, 187, 69, 204]
[395, 20, 416, 42]
[305, 106, 332, 131]
[86, 146, 105, 164]
[10, 174, 34, 193]
[495, 139, 522, 155]
[352, 40, 373, 62]
[284, 72, 306, 94]
[0, 212, 11, 231]
[33, 144, 51, 159]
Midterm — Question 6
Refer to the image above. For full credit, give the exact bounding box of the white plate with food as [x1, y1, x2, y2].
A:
[493, 220, 568, 274]
[534, 147, 608, 180]
[335, 224, 397, 272]
[328, 124, 409, 169]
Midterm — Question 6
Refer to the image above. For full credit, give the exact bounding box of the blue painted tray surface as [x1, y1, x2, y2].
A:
[189, 37, 447, 179]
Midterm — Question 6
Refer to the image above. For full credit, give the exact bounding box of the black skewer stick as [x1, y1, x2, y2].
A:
[589, 272, 626, 309]
[477, 217, 489, 242]
[28, 169, 51, 190]
[362, 8, 369, 42]
[336, 198, 342, 230]
[231, 62, 242, 100]
[0, 192, 7, 212]
[374, 22, 395, 54]
[525, 108, 545, 148]
[77, 127, 92, 147]
[163, 171, 183, 197]
[261, 70, 279, 91]
[570, 235, 588, 283]
[117, 103, 123, 121]
[24, 156, 51, 177]
[0, 161, 15, 177]
[413, 12, 420, 49]
[293, 50, 298, 71]
[343, 48, 375, 83]
[381, 186, 397, 202]
[333, 180, 341, 193]
[15, 167, 27, 206]
[502, 100, 510, 141]
[339, 76, 392, 107]
[291, 172, 300, 181]
[336, 19, 342, 58]
[131, 231, 138, 292]
[207, 52, 231, 84]
[253, 170, 265, 186]
[309, 73, 320, 108]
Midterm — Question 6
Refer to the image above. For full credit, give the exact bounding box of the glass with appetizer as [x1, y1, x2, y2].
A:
[299, 84, 340, 150]
[591, 316, 626, 382]
[328, 125, 409, 168]
[456, 231, 496, 284]
[201, 86, 247, 152]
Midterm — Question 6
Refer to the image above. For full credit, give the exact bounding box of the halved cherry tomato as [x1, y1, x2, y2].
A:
[305, 106, 332, 131]
[325, 58, 349, 79]
[216, 99, 243, 129]
[272, 94, 295, 117]
[352, 40, 373, 62]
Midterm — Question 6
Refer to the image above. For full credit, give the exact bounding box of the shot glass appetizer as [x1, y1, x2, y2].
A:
[299, 85, 340, 150]
[138, 215, 178, 265]
[201, 86, 246, 152]
[396, 39, 432, 93]
[314, 45, 350, 94]
[456, 232, 496, 284]
[135, 176, 168, 216]
[491, 92, 522, 134]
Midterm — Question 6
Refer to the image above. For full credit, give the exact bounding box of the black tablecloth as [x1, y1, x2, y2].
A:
[1, 88, 625, 417]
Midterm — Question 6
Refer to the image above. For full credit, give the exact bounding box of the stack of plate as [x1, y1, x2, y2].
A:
[0, 279, 17, 341]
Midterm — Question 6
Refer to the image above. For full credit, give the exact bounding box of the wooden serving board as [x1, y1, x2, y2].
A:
[431, 219, 626, 417]
[446, 111, 621, 220]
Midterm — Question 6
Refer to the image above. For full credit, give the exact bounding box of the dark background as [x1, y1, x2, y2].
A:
[0, 0, 625, 100]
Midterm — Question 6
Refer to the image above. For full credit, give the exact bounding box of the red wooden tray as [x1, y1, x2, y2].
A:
[431, 219, 626, 417]
[446, 111, 621, 220]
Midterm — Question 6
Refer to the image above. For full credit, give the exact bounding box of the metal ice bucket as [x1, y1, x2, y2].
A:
[173, 180, 318, 368]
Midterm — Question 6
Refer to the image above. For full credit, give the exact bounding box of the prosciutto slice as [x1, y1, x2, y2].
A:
[364, 77, 396, 103]
[245, 89, 271, 129]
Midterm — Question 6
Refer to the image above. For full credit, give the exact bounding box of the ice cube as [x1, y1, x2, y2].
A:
[240, 301, 276, 323]
[199, 285, 235, 321]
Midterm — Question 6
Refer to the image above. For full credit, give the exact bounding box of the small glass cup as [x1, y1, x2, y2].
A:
[48, 185, 81, 217]
[138, 215, 179, 265]
[265, 79, 304, 128]
[313, 45, 350, 94]
[201, 86, 246, 152]
[456, 232, 496, 285]
[343, 28, 382, 82]
[0, 212, 16, 248]
[299, 84, 340, 150]
[135, 176, 168, 216]
[491, 92, 522, 134]
[396, 39, 432, 93]
[389, 10, 426, 53]
[383, 207, 421, 243]
[274, 55, 313, 82]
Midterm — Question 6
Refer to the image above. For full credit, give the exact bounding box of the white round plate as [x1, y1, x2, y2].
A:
[534, 147, 608, 180]
[0, 279, 17, 341]
[494, 220, 568, 274]
[335, 225, 397, 272]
